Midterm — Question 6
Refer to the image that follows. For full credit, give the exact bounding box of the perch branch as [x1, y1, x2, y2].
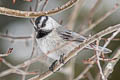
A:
[0, 0, 79, 18]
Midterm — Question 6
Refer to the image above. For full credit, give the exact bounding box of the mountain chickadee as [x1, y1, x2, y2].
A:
[34, 16, 111, 64]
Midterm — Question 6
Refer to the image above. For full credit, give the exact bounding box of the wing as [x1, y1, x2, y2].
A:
[56, 26, 112, 53]
[56, 26, 86, 42]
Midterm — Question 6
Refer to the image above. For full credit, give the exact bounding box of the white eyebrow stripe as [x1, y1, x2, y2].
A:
[38, 17, 47, 27]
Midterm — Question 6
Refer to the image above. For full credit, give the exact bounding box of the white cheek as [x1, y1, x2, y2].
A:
[43, 18, 60, 30]
[46, 23, 53, 30]
[43, 22, 53, 30]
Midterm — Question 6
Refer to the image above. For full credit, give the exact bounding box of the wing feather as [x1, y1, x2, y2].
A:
[56, 26, 86, 42]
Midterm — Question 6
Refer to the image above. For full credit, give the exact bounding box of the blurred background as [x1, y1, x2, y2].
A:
[0, 0, 120, 80]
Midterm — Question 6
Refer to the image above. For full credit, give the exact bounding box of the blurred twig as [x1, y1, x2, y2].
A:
[74, 61, 95, 80]
[66, 0, 84, 30]
[88, 0, 101, 26]
[86, 71, 94, 80]
[41, 0, 48, 11]
[81, 3, 120, 34]
[101, 38, 120, 41]
[0, 55, 42, 77]
[1, 58, 33, 76]
[0, 34, 32, 40]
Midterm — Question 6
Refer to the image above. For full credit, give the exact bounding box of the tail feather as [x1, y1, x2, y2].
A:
[86, 45, 112, 53]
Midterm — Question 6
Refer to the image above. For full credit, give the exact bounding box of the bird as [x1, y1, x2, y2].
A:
[34, 16, 112, 63]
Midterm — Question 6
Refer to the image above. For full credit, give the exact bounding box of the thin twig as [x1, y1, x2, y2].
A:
[97, 28, 120, 80]
[103, 48, 120, 78]
[101, 28, 120, 51]
[95, 26, 120, 80]
[0, 48, 13, 57]
[0, 56, 42, 77]
[96, 40, 106, 80]
[1, 58, 31, 76]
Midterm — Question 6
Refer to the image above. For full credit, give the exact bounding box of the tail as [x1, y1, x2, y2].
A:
[86, 45, 112, 53]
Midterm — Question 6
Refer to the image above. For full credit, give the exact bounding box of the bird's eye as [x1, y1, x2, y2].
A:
[41, 16, 48, 28]
[35, 16, 48, 28]
[35, 16, 42, 27]
[41, 20, 46, 28]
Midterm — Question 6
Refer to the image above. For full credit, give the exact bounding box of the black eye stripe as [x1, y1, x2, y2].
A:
[35, 16, 42, 26]
[35, 16, 48, 28]
[41, 16, 48, 27]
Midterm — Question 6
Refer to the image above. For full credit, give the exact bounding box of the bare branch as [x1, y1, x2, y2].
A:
[0, 0, 79, 18]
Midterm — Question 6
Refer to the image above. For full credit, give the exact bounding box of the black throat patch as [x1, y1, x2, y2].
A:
[36, 30, 52, 39]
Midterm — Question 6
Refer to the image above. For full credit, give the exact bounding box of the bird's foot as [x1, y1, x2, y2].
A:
[59, 54, 65, 64]
[49, 60, 58, 72]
